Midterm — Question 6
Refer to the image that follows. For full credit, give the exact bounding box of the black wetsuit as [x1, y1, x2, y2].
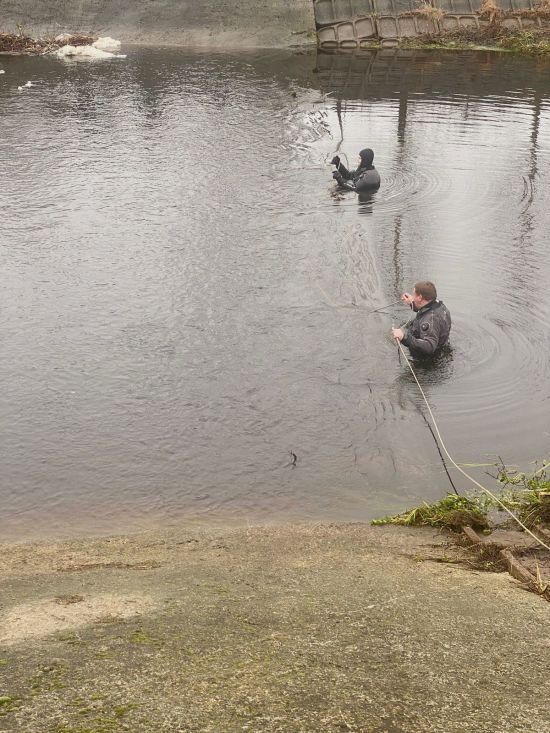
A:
[402, 299, 452, 357]
[332, 148, 381, 192]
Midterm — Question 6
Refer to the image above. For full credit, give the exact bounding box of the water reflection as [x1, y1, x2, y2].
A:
[1, 48, 550, 540]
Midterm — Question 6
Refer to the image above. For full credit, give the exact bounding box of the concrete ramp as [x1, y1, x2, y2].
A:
[0, 0, 316, 47]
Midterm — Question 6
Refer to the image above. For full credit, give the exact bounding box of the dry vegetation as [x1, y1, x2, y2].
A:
[405, 24, 550, 52]
[478, 0, 503, 22]
[397, 0, 550, 52]
[412, 2, 445, 21]
[0, 31, 96, 54]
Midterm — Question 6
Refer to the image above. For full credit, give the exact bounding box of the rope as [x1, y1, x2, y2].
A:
[395, 339, 550, 552]
[419, 410, 459, 496]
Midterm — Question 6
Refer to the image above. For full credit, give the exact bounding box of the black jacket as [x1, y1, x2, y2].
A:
[333, 148, 380, 192]
[402, 300, 451, 357]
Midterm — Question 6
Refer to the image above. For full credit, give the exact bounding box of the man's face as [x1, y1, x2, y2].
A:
[412, 289, 424, 308]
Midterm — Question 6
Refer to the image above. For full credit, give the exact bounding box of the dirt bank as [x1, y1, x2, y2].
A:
[1, 522, 548, 732]
[0, 0, 315, 48]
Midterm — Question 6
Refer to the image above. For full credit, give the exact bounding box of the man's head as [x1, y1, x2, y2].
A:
[413, 281, 437, 308]
[357, 148, 374, 169]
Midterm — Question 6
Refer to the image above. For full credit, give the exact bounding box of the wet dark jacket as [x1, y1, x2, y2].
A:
[333, 148, 380, 192]
[402, 299, 451, 357]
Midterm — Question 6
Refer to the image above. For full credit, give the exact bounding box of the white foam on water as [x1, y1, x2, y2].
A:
[55, 41, 126, 60]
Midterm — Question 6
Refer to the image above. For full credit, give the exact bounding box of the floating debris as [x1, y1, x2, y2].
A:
[55, 43, 126, 60]
[93, 36, 121, 52]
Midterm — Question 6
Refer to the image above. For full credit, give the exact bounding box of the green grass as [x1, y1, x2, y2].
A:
[371, 493, 490, 530]
[129, 627, 162, 646]
[495, 461, 550, 527]
[372, 460, 550, 531]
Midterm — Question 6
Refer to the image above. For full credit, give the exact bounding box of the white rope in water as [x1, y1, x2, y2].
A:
[395, 339, 550, 553]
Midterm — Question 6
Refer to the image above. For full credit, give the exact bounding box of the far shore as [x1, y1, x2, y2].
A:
[3, 26, 550, 58]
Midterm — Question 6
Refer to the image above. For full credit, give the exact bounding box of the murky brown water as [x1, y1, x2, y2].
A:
[1, 48, 549, 541]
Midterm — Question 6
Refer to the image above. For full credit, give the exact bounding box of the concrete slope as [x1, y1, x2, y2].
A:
[0, 0, 316, 47]
[1, 523, 549, 732]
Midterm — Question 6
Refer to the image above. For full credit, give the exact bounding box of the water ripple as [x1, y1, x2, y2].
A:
[2, 48, 550, 540]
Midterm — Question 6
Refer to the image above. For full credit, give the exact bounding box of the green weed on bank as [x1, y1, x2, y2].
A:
[372, 461, 550, 530]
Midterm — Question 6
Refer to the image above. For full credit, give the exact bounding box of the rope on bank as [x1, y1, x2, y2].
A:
[396, 339, 550, 553]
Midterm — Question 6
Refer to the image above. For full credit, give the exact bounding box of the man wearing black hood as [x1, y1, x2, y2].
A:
[331, 148, 380, 192]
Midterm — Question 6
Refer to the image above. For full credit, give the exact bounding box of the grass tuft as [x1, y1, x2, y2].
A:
[414, 2, 445, 21]
[373, 460, 550, 535]
[495, 461, 550, 527]
[478, 0, 504, 21]
[371, 493, 490, 530]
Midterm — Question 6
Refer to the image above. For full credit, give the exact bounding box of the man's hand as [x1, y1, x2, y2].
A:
[332, 170, 344, 184]
[392, 327, 404, 342]
[401, 292, 414, 306]
[330, 155, 341, 166]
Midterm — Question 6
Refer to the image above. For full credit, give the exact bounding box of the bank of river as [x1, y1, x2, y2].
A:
[0, 0, 315, 49]
[3, 27, 550, 56]
[400, 24, 550, 54]
[1, 522, 549, 732]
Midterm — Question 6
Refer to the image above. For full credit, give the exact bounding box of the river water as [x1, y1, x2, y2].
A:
[1, 47, 549, 541]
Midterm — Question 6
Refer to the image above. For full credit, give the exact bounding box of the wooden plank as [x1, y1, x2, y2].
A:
[532, 525, 550, 544]
[462, 526, 484, 545]
[500, 549, 538, 587]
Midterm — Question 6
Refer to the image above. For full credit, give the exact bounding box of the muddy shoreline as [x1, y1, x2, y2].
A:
[1, 522, 548, 732]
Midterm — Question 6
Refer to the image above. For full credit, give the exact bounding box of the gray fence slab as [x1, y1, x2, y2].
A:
[378, 15, 399, 36]
[314, 0, 549, 46]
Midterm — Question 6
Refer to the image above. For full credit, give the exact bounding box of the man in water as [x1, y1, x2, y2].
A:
[391, 281, 451, 357]
[331, 148, 380, 191]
